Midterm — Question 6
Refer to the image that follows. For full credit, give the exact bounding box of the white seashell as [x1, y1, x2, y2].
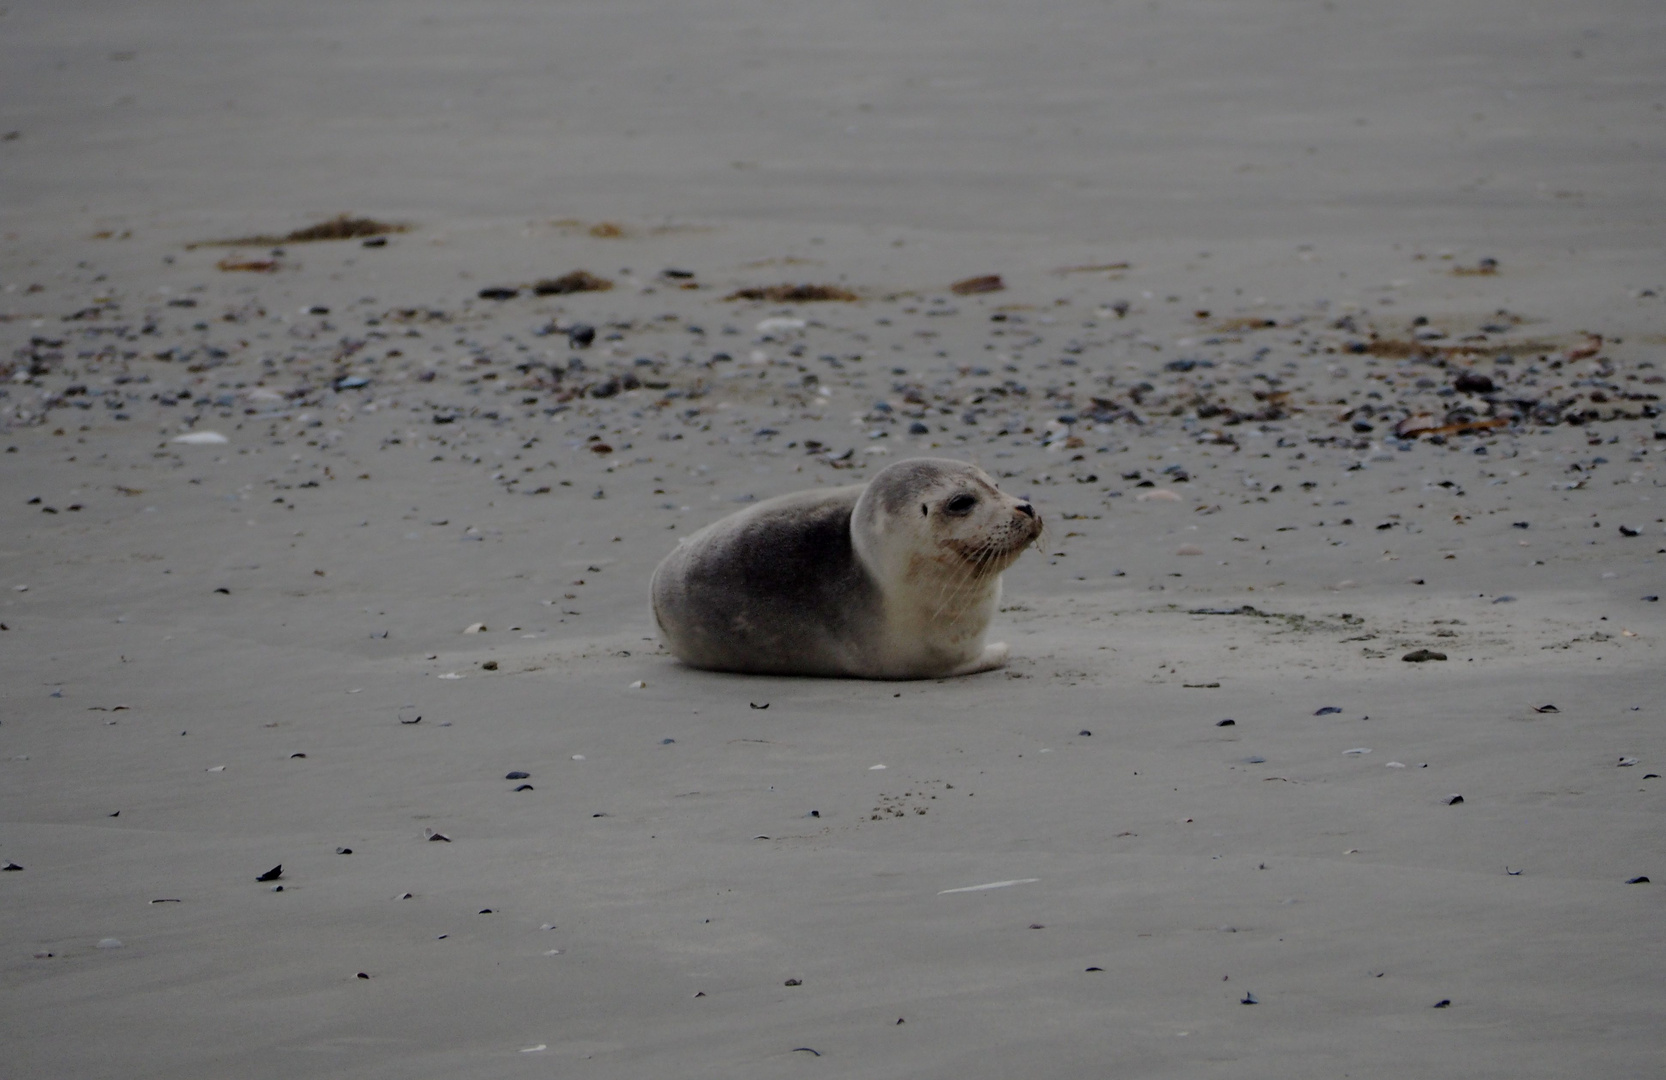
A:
[1136, 488, 1182, 502]
[463, 622, 486, 634]
[571, 754, 585, 761]
[172, 431, 229, 445]
[96, 938, 123, 949]
[437, 672, 464, 680]
[628, 680, 646, 688]
[755, 317, 806, 334]
[869, 764, 886, 770]
[206, 765, 226, 772]
[1385, 761, 1406, 768]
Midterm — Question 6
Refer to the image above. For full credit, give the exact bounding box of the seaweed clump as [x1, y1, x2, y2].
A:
[724, 284, 859, 303]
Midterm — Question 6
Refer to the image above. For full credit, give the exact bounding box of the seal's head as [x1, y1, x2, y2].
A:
[853, 458, 1041, 609]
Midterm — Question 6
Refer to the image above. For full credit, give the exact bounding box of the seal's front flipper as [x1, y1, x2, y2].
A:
[951, 641, 1009, 676]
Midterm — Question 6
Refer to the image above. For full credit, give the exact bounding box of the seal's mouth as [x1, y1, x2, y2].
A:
[947, 509, 1043, 577]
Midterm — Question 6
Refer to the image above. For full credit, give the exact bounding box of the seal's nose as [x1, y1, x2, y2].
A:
[1015, 503, 1035, 518]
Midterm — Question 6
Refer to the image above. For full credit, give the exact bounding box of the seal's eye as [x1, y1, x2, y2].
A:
[944, 493, 978, 516]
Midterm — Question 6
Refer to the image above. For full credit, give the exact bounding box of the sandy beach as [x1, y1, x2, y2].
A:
[2, 2, 1663, 1076]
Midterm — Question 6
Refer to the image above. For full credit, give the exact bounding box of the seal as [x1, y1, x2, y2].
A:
[650, 458, 1042, 679]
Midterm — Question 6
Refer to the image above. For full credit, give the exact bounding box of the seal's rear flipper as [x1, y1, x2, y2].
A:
[951, 641, 1009, 676]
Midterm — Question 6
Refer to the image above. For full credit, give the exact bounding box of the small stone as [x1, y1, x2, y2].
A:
[505, 770, 531, 780]
[1216, 719, 1235, 727]
[1626, 875, 1650, 884]
[1445, 794, 1465, 805]
[255, 865, 282, 882]
[1315, 706, 1342, 715]
[1403, 649, 1447, 662]
[1432, 999, 1451, 1009]
[1, 861, 22, 871]
[784, 978, 802, 986]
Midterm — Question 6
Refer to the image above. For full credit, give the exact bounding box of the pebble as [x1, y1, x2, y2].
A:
[505, 770, 531, 779]
[1402, 649, 1446, 662]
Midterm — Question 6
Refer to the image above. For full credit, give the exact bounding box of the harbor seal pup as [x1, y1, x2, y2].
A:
[650, 458, 1042, 679]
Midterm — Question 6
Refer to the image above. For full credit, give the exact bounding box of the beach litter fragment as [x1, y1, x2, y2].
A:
[938, 878, 1039, 894]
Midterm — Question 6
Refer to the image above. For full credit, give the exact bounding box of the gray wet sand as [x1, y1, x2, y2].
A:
[2, 2, 1664, 1078]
